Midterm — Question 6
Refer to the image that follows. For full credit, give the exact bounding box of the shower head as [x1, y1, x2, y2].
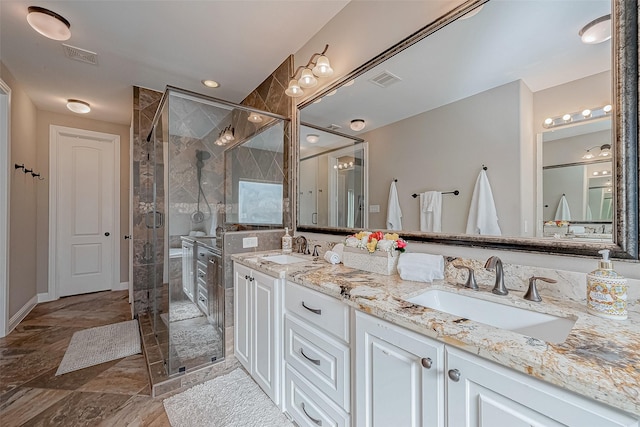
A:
[196, 150, 211, 162]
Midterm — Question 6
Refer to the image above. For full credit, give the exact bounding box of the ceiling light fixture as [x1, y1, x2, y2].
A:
[543, 104, 612, 129]
[285, 44, 334, 98]
[459, 4, 484, 20]
[27, 6, 71, 41]
[247, 112, 263, 123]
[306, 134, 320, 144]
[66, 99, 90, 114]
[579, 14, 611, 44]
[202, 80, 220, 88]
[350, 119, 366, 132]
[582, 144, 612, 160]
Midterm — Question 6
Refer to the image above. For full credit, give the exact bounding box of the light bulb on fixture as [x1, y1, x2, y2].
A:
[603, 104, 612, 113]
[599, 144, 611, 157]
[223, 127, 234, 142]
[579, 14, 611, 44]
[306, 134, 319, 144]
[593, 171, 600, 176]
[66, 99, 90, 114]
[285, 44, 333, 97]
[582, 109, 592, 118]
[544, 118, 553, 126]
[247, 112, 263, 123]
[350, 119, 366, 132]
[312, 55, 334, 78]
[582, 150, 595, 160]
[562, 114, 572, 122]
[298, 68, 318, 89]
[27, 6, 71, 41]
[285, 80, 304, 97]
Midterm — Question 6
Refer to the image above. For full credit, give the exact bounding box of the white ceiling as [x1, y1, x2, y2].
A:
[0, 0, 349, 125]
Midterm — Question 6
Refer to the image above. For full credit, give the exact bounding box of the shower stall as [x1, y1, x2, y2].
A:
[146, 86, 289, 377]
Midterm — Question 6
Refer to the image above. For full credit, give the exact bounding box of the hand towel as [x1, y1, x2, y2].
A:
[397, 253, 444, 282]
[324, 251, 340, 264]
[554, 194, 571, 221]
[419, 191, 442, 232]
[386, 181, 403, 230]
[332, 243, 344, 262]
[465, 170, 502, 236]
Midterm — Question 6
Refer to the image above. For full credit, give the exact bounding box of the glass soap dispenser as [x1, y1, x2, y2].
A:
[586, 249, 627, 320]
[282, 227, 292, 254]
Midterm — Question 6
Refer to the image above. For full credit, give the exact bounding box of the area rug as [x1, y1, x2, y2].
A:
[160, 300, 204, 324]
[55, 319, 141, 376]
[163, 368, 293, 427]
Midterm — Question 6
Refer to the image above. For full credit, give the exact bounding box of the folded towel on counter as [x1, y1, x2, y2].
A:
[419, 191, 442, 232]
[332, 243, 344, 260]
[397, 253, 444, 283]
[324, 251, 341, 264]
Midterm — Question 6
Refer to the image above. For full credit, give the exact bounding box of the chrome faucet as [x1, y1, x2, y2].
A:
[524, 276, 557, 302]
[295, 235, 309, 254]
[452, 264, 478, 290]
[484, 256, 508, 295]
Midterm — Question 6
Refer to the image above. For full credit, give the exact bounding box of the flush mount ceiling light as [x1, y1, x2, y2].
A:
[582, 144, 612, 160]
[285, 44, 334, 98]
[459, 4, 484, 20]
[543, 104, 612, 129]
[66, 99, 90, 114]
[306, 134, 320, 144]
[350, 119, 366, 132]
[202, 80, 220, 88]
[579, 14, 611, 44]
[27, 6, 71, 41]
[247, 112, 263, 123]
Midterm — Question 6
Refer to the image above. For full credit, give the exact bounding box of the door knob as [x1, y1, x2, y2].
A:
[104, 232, 110, 236]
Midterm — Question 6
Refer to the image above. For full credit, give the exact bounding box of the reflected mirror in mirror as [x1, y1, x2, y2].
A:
[299, 0, 614, 243]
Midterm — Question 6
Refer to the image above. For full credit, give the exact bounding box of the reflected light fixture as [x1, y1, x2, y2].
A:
[306, 134, 320, 144]
[215, 125, 234, 146]
[66, 99, 90, 114]
[582, 144, 612, 160]
[543, 104, 612, 129]
[202, 80, 220, 88]
[350, 119, 366, 132]
[579, 14, 611, 44]
[247, 112, 263, 123]
[27, 6, 71, 41]
[285, 44, 334, 98]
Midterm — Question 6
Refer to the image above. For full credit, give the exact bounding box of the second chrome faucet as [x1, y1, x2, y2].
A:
[484, 256, 508, 295]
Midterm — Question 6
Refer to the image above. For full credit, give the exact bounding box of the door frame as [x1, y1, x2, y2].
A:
[48, 125, 120, 300]
[0, 78, 11, 337]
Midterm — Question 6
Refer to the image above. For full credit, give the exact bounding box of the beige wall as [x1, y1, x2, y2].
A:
[35, 111, 130, 294]
[1, 62, 38, 318]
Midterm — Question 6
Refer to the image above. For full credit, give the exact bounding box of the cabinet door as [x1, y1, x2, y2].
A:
[446, 347, 639, 427]
[355, 311, 445, 427]
[181, 242, 194, 300]
[233, 263, 252, 371]
[252, 269, 281, 405]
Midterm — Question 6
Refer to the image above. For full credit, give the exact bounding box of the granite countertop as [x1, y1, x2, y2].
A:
[232, 251, 640, 417]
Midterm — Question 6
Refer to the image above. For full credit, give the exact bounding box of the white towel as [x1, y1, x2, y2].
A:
[332, 243, 344, 262]
[324, 251, 340, 264]
[386, 181, 403, 230]
[397, 253, 444, 283]
[554, 194, 571, 221]
[419, 191, 442, 232]
[465, 170, 501, 236]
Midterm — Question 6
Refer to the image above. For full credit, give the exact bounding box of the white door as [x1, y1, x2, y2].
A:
[51, 126, 119, 297]
[355, 311, 445, 427]
[234, 262, 252, 371]
[252, 269, 280, 404]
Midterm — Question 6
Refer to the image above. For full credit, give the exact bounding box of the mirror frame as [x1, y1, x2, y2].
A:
[294, 0, 638, 260]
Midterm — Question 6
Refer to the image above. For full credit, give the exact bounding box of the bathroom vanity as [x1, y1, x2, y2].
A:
[232, 252, 639, 426]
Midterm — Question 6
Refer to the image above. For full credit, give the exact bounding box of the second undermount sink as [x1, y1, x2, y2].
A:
[406, 289, 576, 343]
[259, 254, 308, 265]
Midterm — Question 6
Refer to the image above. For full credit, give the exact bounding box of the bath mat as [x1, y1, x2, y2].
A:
[160, 300, 204, 324]
[163, 368, 293, 427]
[56, 319, 141, 376]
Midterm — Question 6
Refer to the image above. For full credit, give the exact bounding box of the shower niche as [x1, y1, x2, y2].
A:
[149, 87, 288, 377]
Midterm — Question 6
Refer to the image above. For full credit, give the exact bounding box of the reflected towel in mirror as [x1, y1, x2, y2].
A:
[465, 170, 501, 236]
[386, 181, 403, 230]
[419, 191, 442, 232]
[554, 194, 572, 221]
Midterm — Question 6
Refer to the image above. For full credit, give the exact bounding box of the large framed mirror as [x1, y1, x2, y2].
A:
[296, 0, 638, 259]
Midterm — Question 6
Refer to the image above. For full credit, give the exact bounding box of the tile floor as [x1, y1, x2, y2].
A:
[0, 291, 171, 426]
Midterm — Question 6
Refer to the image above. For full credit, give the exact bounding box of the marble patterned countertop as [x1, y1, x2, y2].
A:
[232, 251, 640, 417]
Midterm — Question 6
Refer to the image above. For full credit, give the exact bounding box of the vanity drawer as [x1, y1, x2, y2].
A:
[285, 281, 349, 342]
[284, 314, 350, 410]
[284, 364, 350, 427]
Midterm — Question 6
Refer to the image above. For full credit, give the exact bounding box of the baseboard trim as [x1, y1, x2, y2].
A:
[38, 292, 56, 303]
[115, 281, 129, 291]
[8, 294, 38, 333]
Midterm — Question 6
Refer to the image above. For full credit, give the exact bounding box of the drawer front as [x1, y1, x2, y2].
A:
[284, 365, 350, 427]
[196, 287, 208, 313]
[285, 281, 349, 342]
[285, 314, 350, 410]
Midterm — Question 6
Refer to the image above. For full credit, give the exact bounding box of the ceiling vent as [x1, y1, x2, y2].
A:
[368, 70, 402, 88]
[62, 44, 98, 65]
[327, 124, 342, 131]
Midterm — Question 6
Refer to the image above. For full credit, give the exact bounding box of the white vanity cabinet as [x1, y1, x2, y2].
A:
[283, 281, 351, 427]
[233, 262, 282, 405]
[355, 311, 445, 427]
[446, 347, 640, 427]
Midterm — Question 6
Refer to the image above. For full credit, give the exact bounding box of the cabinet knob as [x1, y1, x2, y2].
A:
[244, 275, 249, 280]
[448, 369, 461, 382]
[421, 357, 432, 369]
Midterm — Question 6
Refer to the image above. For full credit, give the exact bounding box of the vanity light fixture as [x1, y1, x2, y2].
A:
[582, 144, 612, 160]
[66, 99, 90, 114]
[214, 125, 234, 146]
[579, 14, 611, 44]
[543, 104, 612, 129]
[350, 119, 366, 132]
[27, 6, 71, 41]
[202, 80, 220, 88]
[285, 44, 334, 98]
[305, 134, 320, 144]
[247, 112, 263, 123]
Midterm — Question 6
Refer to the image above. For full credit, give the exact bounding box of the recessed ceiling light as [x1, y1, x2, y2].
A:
[66, 99, 90, 114]
[306, 134, 320, 144]
[579, 14, 611, 44]
[27, 6, 71, 41]
[202, 80, 220, 88]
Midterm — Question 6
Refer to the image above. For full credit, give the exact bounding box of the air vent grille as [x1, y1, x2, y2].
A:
[327, 124, 342, 130]
[369, 70, 402, 88]
[62, 44, 98, 65]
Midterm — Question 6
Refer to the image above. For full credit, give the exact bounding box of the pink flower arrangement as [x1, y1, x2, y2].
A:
[345, 231, 407, 253]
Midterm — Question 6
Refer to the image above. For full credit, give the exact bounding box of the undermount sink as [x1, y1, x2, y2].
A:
[406, 289, 576, 343]
[259, 254, 308, 265]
